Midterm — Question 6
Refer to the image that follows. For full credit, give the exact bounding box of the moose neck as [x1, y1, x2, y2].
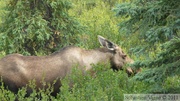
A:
[82, 48, 114, 70]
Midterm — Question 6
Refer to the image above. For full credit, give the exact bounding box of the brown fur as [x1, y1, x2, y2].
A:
[0, 35, 139, 96]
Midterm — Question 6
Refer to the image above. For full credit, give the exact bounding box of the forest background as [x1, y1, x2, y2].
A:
[0, 0, 179, 100]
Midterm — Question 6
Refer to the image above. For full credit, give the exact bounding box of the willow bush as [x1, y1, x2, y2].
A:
[0, 64, 150, 100]
[68, 0, 126, 49]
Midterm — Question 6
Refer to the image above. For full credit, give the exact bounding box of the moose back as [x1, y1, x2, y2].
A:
[0, 35, 138, 96]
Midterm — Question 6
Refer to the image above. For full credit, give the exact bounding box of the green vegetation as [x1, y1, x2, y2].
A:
[0, 64, 151, 101]
[0, 0, 179, 100]
[0, 0, 84, 55]
[114, 0, 180, 93]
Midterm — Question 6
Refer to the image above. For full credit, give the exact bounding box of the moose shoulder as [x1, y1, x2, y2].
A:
[0, 35, 139, 96]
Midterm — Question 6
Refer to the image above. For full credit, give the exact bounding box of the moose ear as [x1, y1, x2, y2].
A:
[98, 35, 117, 50]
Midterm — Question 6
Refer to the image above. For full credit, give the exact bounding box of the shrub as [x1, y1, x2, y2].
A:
[0, 0, 85, 55]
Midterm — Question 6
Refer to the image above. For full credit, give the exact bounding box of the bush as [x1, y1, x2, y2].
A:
[0, 0, 85, 55]
[0, 64, 151, 100]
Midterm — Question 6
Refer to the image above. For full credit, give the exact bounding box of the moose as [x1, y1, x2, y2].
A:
[0, 35, 140, 96]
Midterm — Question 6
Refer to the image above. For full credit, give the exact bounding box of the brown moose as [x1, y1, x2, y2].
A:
[0, 35, 139, 96]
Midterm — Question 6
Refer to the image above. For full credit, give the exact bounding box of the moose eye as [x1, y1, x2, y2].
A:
[122, 51, 125, 54]
[122, 54, 127, 59]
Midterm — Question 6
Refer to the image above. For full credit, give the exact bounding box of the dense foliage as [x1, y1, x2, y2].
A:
[114, 0, 179, 49]
[0, 0, 84, 55]
[114, 0, 180, 93]
[0, 64, 151, 101]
